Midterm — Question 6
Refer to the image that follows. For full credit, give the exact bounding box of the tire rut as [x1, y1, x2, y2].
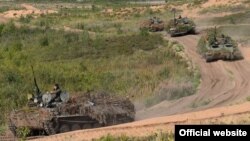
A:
[30, 33, 250, 141]
[136, 34, 250, 119]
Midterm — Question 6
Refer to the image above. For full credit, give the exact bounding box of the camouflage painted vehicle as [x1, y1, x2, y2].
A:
[8, 68, 135, 137]
[9, 91, 135, 136]
[197, 27, 243, 62]
[139, 17, 164, 32]
[166, 16, 196, 37]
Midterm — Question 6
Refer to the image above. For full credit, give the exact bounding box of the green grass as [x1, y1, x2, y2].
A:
[0, 2, 199, 125]
[0, 5, 24, 13]
[144, 80, 197, 107]
[93, 131, 174, 141]
[0, 125, 6, 135]
[164, 0, 208, 8]
[209, 12, 250, 43]
[0, 21, 197, 124]
[19, 2, 173, 36]
[199, 4, 245, 14]
[246, 96, 250, 101]
[190, 98, 212, 108]
[212, 11, 250, 25]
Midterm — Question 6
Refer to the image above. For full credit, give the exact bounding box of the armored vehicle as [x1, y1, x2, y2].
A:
[166, 15, 196, 37]
[8, 67, 135, 137]
[197, 27, 243, 62]
[139, 17, 164, 32]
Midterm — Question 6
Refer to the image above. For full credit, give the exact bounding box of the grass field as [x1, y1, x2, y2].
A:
[0, 1, 199, 126]
[94, 131, 174, 141]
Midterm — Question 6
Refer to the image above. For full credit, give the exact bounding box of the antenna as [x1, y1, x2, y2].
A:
[214, 26, 217, 41]
[171, 8, 176, 25]
[31, 65, 41, 95]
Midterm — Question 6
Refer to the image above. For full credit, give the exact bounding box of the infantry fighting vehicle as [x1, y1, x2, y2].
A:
[8, 67, 135, 137]
[197, 27, 243, 62]
[139, 17, 164, 32]
[166, 15, 196, 37]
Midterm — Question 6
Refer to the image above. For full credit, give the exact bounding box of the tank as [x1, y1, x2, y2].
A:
[166, 15, 196, 37]
[8, 91, 135, 137]
[139, 17, 164, 32]
[8, 67, 135, 137]
[197, 27, 243, 62]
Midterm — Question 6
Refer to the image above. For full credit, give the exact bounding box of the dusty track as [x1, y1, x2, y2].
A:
[31, 34, 250, 141]
[31, 102, 250, 141]
[11, 0, 250, 140]
[136, 34, 250, 119]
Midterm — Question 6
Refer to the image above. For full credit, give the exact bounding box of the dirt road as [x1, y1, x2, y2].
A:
[136, 34, 250, 119]
[9, 0, 250, 140]
[30, 33, 250, 141]
[31, 102, 250, 141]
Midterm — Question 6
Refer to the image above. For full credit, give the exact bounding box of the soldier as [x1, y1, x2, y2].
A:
[50, 83, 62, 102]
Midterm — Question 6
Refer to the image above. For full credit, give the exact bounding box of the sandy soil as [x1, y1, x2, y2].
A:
[31, 22, 250, 141]
[136, 33, 250, 119]
[0, 3, 57, 20]
[180, 0, 244, 18]
[30, 24, 250, 141]
[2, 0, 250, 140]
[31, 102, 250, 141]
[29, 0, 250, 139]
[202, 0, 240, 7]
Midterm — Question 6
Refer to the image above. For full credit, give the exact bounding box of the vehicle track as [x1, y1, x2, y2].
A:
[136, 34, 250, 119]
[29, 34, 250, 141]
[31, 102, 250, 141]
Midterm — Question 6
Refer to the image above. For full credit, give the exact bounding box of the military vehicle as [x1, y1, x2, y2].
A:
[8, 67, 135, 137]
[166, 15, 196, 37]
[197, 27, 243, 62]
[139, 17, 164, 32]
[166, 9, 195, 37]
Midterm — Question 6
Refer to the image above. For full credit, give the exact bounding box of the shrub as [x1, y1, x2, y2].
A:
[246, 96, 250, 101]
[39, 35, 49, 46]
[139, 28, 149, 37]
[1, 21, 16, 34]
[93, 131, 174, 141]
[19, 15, 33, 23]
[0, 22, 198, 125]
[0, 125, 6, 135]
[16, 127, 30, 141]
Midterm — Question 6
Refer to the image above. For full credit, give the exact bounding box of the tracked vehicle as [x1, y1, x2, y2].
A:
[166, 8, 195, 37]
[8, 67, 135, 137]
[166, 15, 196, 37]
[197, 27, 243, 62]
[139, 17, 164, 32]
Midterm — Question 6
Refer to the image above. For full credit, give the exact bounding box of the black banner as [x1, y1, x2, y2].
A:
[175, 125, 250, 141]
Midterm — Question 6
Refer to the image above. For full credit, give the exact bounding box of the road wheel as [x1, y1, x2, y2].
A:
[71, 124, 81, 131]
[59, 124, 70, 133]
[230, 53, 235, 60]
[92, 123, 101, 128]
[82, 124, 92, 129]
[205, 56, 213, 62]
